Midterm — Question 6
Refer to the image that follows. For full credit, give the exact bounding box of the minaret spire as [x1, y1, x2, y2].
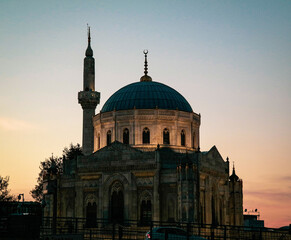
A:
[233, 162, 236, 174]
[85, 24, 93, 57]
[88, 24, 91, 44]
[140, 50, 152, 82]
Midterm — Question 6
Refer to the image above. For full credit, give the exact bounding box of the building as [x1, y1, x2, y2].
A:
[43, 30, 243, 226]
[244, 210, 264, 229]
[0, 201, 41, 239]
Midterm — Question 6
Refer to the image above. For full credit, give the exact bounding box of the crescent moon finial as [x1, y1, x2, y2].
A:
[140, 49, 152, 82]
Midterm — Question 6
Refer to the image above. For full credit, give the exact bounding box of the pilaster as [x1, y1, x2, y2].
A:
[153, 147, 161, 221]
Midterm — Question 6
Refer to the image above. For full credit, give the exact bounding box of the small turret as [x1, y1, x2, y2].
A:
[229, 164, 239, 182]
[228, 161, 243, 226]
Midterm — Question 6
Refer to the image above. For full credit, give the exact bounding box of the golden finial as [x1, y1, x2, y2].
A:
[140, 50, 152, 82]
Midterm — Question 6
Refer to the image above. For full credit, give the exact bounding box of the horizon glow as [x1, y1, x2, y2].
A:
[0, 0, 290, 228]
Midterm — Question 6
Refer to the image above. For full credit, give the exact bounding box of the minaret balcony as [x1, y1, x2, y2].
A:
[78, 90, 100, 109]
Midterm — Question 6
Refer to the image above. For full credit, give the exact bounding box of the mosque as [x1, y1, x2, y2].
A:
[43, 30, 243, 226]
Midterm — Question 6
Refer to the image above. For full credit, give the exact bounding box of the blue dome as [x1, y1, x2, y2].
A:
[101, 81, 193, 113]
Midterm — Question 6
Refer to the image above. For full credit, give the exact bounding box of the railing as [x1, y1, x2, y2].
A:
[39, 217, 291, 240]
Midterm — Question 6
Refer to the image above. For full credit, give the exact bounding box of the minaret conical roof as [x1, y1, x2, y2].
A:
[85, 26, 93, 57]
[229, 164, 239, 182]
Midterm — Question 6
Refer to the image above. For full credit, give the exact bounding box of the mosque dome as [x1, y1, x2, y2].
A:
[101, 81, 193, 113]
[94, 51, 200, 151]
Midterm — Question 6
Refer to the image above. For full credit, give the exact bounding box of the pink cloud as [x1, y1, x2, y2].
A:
[245, 189, 291, 201]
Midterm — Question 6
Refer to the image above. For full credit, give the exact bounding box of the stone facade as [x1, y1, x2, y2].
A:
[43, 33, 243, 226]
[44, 143, 243, 226]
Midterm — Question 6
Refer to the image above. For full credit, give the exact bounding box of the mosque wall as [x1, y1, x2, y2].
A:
[44, 147, 243, 227]
[93, 109, 201, 151]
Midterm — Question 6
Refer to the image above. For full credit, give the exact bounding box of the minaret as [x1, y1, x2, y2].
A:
[78, 27, 100, 155]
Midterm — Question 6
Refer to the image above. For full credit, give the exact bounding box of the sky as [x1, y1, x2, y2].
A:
[0, 0, 290, 228]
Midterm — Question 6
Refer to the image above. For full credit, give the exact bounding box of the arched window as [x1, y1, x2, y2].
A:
[140, 191, 152, 225]
[97, 133, 100, 149]
[140, 200, 152, 225]
[181, 130, 186, 146]
[143, 127, 150, 144]
[163, 128, 170, 144]
[107, 130, 112, 146]
[192, 132, 195, 148]
[123, 128, 129, 144]
[86, 202, 97, 227]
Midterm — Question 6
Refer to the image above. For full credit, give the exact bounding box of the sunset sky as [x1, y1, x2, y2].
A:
[0, 0, 290, 227]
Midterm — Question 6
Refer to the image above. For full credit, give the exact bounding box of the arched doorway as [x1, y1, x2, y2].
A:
[111, 191, 124, 223]
[86, 202, 97, 227]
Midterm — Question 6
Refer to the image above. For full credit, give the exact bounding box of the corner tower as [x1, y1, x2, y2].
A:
[229, 164, 243, 225]
[78, 27, 100, 155]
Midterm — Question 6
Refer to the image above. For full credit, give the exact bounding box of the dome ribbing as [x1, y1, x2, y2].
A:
[101, 81, 193, 113]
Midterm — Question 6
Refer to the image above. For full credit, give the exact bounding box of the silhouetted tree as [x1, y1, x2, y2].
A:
[30, 143, 82, 202]
[0, 176, 15, 201]
[62, 143, 83, 162]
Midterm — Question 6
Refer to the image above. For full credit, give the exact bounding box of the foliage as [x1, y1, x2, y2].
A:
[0, 176, 15, 201]
[30, 155, 62, 202]
[62, 143, 83, 161]
[30, 143, 82, 202]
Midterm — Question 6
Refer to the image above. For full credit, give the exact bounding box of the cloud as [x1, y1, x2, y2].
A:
[273, 175, 291, 189]
[254, 174, 291, 183]
[0, 117, 37, 131]
[246, 175, 291, 191]
[278, 176, 291, 182]
[245, 189, 291, 202]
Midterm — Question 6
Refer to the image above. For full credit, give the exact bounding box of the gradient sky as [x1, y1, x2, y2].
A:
[0, 0, 290, 228]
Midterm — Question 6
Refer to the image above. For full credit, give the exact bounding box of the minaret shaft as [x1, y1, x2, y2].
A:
[83, 57, 95, 91]
[82, 108, 95, 154]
